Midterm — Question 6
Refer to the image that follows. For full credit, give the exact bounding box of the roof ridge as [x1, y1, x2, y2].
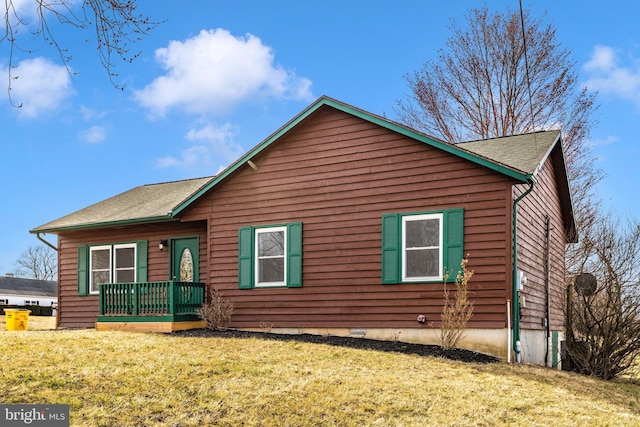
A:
[142, 176, 214, 187]
[458, 129, 560, 145]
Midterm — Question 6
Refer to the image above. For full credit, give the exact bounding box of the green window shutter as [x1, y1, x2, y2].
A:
[77, 245, 89, 296]
[238, 226, 254, 289]
[381, 214, 401, 284]
[444, 208, 464, 282]
[136, 240, 148, 282]
[287, 222, 303, 287]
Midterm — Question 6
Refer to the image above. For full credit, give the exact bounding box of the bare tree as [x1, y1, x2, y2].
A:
[14, 245, 57, 280]
[565, 217, 640, 380]
[396, 6, 601, 237]
[2, 0, 159, 104]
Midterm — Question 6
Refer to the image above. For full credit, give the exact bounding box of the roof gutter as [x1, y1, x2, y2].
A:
[512, 176, 536, 363]
[36, 232, 58, 252]
[30, 215, 176, 235]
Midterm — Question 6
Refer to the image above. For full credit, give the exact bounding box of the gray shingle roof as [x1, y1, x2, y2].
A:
[0, 276, 57, 298]
[456, 130, 561, 176]
[31, 177, 213, 233]
[30, 98, 568, 236]
[457, 129, 575, 242]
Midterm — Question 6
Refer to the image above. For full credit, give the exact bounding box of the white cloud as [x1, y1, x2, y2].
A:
[591, 135, 618, 147]
[582, 135, 618, 155]
[78, 125, 107, 144]
[156, 145, 210, 169]
[584, 45, 617, 73]
[79, 105, 107, 121]
[135, 28, 313, 117]
[156, 122, 245, 173]
[2, 57, 73, 118]
[1, 0, 38, 28]
[583, 45, 640, 107]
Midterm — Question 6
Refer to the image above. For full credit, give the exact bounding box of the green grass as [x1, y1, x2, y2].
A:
[1, 326, 639, 426]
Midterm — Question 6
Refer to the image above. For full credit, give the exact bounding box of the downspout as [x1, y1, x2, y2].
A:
[512, 177, 535, 363]
[36, 232, 58, 252]
[544, 216, 551, 366]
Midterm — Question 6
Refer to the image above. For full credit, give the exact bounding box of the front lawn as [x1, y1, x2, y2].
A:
[1, 327, 639, 426]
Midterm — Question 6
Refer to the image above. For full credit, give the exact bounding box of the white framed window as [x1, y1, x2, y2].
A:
[255, 226, 286, 287]
[89, 244, 137, 294]
[401, 213, 443, 281]
[90, 245, 111, 294]
[25, 300, 40, 305]
[114, 243, 136, 283]
[0, 299, 8, 304]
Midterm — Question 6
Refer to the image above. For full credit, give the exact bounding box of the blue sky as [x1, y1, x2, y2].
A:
[1, 1, 639, 275]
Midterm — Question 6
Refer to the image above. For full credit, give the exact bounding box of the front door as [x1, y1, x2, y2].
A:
[171, 237, 199, 282]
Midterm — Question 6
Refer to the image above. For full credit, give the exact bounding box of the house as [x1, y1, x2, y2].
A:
[0, 274, 58, 311]
[31, 96, 575, 366]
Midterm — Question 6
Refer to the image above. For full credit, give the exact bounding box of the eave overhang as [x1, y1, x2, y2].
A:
[29, 215, 177, 234]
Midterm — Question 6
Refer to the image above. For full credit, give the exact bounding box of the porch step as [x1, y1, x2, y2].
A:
[96, 320, 206, 333]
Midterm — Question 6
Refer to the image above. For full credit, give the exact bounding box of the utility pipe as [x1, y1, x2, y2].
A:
[512, 178, 536, 363]
[507, 300, 511, 364]
[36, 232, 58, 251]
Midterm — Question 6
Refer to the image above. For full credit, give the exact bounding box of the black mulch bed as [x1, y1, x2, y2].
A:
[172, 328, 500, 364]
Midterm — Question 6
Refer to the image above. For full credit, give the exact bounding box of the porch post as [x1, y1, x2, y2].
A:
[168, 281, 175, 315]
[134, 283, 139, 316]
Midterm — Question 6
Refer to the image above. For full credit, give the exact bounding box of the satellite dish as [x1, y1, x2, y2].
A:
[574, 273, 597, 296]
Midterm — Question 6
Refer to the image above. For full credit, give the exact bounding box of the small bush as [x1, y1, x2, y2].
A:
[259, 321, 274, 333]
[440, 258, 474, 351]
[197, 287, 234, 331]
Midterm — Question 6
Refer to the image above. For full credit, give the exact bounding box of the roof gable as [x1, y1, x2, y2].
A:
[459, 130, 575, 241]
[171, 96, 540, 216]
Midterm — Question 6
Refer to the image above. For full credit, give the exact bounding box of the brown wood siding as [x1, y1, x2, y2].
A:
[191, 106, 516, 330]
[56, 221, 207, 328]
[514, 147, 568, 331]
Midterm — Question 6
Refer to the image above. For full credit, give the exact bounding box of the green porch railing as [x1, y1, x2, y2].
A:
[98, 281, 205, 322]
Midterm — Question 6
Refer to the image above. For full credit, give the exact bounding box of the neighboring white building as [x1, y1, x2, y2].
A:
[0, 274, 57, 307]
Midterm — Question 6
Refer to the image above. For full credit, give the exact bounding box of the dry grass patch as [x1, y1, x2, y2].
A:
[0, 329, 639, 426]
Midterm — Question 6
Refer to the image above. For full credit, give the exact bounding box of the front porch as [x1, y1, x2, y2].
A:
[96, 281, 206, 333]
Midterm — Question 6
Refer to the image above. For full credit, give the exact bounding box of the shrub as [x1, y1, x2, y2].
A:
[259, 321, 274, 333]
[197, 287, 234, 331]
[440, 258, 474, 350]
